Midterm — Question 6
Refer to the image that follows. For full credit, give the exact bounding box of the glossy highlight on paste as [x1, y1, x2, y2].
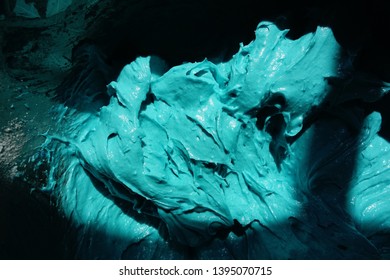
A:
[39, 22, 390, 259]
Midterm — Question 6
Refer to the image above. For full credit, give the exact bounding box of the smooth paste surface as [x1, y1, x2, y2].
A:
[40, 22, 390, 259]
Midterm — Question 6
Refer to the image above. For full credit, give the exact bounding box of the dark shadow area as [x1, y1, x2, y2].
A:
[52, 41, 114, 111]
[0, 176, 65, 259]
[83, 0, 330, 71]
[293, 100, 377, 259]
[80, 0, 390, 81]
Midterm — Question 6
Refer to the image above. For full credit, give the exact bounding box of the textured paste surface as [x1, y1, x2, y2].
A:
[41, 22, 390, 259]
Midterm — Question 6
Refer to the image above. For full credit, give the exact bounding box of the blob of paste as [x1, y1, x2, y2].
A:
[40, 22, 390, 259]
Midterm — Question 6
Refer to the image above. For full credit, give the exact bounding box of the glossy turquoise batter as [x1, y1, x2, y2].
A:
[40, 22, 390, 259]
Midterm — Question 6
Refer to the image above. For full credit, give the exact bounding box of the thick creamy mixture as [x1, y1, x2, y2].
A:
[39, 22, 390, 259]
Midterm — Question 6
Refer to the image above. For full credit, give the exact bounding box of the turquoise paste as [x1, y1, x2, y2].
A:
[39, 22, 390, 259]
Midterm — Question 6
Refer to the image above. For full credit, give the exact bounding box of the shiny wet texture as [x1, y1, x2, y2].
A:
[2, 0, 390, 260]
[38, 22, 390, 259]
